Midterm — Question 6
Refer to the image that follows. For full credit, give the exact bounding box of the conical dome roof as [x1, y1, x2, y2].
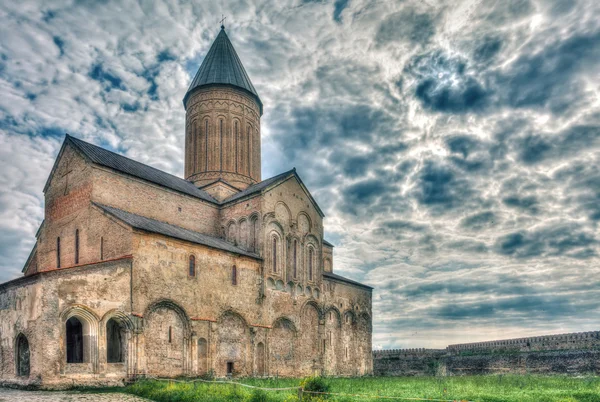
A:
[184, 26, 262, 113]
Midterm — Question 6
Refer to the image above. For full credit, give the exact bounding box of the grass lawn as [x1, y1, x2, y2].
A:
[117, 375, 600, 402]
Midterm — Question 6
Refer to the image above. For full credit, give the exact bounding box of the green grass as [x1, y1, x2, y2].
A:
[116, 375, 600, 402]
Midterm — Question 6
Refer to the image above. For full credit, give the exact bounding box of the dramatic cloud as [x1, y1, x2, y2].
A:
[1, 0, 599, 349]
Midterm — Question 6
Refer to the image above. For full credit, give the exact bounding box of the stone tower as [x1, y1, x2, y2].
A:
[183, 26, 263, 191]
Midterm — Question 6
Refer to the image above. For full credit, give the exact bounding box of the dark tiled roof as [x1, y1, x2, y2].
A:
[323, 239, 335, 247]
[184, 27, 262, 112]
[67, 135, 217, 203]
[94, 203, 260, 259]
[323, 272, 373, 290]
[222, 169, 295, 203]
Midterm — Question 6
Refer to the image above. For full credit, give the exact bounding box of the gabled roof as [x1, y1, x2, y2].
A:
[64, 135, 217, 204]
[323, 272, 373, 290]
[94, 203, 260, 259]
[323, 239, 335, 247]
[222, 168, 325, 217]
[184, 27, 262, 113]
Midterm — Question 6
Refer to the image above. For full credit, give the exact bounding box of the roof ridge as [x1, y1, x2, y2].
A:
[67, 135, 186, 183]
[65, 135, 218, 204]
[93, 202, 260, 259]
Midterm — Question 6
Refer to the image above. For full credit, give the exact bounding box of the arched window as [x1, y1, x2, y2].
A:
[272, 237, 278, 273]
[189, 255, 196, 277]
[293, 240, 298, 279]
[308, 247, 314, 281]
[106, 318, 124, 363]
[66, 317, 84, 363]
[256, 342, 265, 376]
[250, 216, 258, 252]
[204, 119, 209, 170]
[56, 237, 61, 268]
[247, 125, 251, 175]
[16, 333, 30, 377]
[234, 120, 239, 172]
[75, 229, 80, 264]
[220, 119, 224, 170]
[232, 265, 237, 285]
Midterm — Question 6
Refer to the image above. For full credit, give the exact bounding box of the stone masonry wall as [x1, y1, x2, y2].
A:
[373, 331, 600, 376]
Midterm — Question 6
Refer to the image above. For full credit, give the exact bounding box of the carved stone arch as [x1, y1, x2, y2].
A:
[262, 212, 276, 224]
[272, 317, 298, 334]
[144, 299, 190, 376]
[266, 224, 284, 276]
[218, 309, 250, 328]
[343, 309, 357, 325]
[238, 217, 249, 250]
[143, 299, 191, 333]
[301, 300, 323, 320]
[304, 233, 320, 246]
[226, 220, 238, 245]
[60, 305, 100, 368]
[101, 310, 133, 366]
[297, 212, 312, 235]
[101, 309, 134, 332]
[274, 201, 292, 227]
[248, 212, 261, 253]
[324, 306, 342, 328]
[305, 241, 318, 283]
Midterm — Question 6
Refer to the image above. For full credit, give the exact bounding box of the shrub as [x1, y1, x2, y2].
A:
[300, 376, 330, 400]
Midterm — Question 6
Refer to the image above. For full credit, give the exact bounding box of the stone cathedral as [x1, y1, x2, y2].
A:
[0, 26, 373, 387]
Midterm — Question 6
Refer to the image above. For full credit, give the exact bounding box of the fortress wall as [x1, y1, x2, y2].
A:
[373, 331, 600, 376]
[446, 331, 600, 354]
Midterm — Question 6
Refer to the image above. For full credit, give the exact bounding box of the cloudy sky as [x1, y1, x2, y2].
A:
[1, 0, 599, 349]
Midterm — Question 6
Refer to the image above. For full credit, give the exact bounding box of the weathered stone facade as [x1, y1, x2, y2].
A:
[373, 331, 600, 376]
[0, 27, 373, 388]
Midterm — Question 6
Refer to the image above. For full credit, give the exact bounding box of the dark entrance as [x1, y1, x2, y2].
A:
[227, 361, 234, 375]
[16, 334, 30, 377]
[107, 318, 124, 363]
[66, 317, 84, 363]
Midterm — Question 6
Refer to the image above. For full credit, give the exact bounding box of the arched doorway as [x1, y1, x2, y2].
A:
[16, 334, 30, 377]
[106, 318, 125, 363]
[66, 317, 84, 363]
[256, 342, 265, 376]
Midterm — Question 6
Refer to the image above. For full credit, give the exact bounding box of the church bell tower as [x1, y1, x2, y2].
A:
[183, 25, 263, 191]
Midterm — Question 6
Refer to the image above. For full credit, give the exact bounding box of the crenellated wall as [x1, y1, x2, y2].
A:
[373, 331, 600, 376]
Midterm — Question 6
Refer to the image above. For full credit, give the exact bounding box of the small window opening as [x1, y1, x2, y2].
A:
[232, 265, 237, 285]
[74, 229, 80, 264]
[293, 240, 297, 279]
[189, 255, 196, 277]
[100, 237, 104, 261]
[323, 339, 326, 352]
[168, 326, 172, 343]
[308, 248, 313, 281]
[272, 237, 277, 273]
[57, 237, 61, 268]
